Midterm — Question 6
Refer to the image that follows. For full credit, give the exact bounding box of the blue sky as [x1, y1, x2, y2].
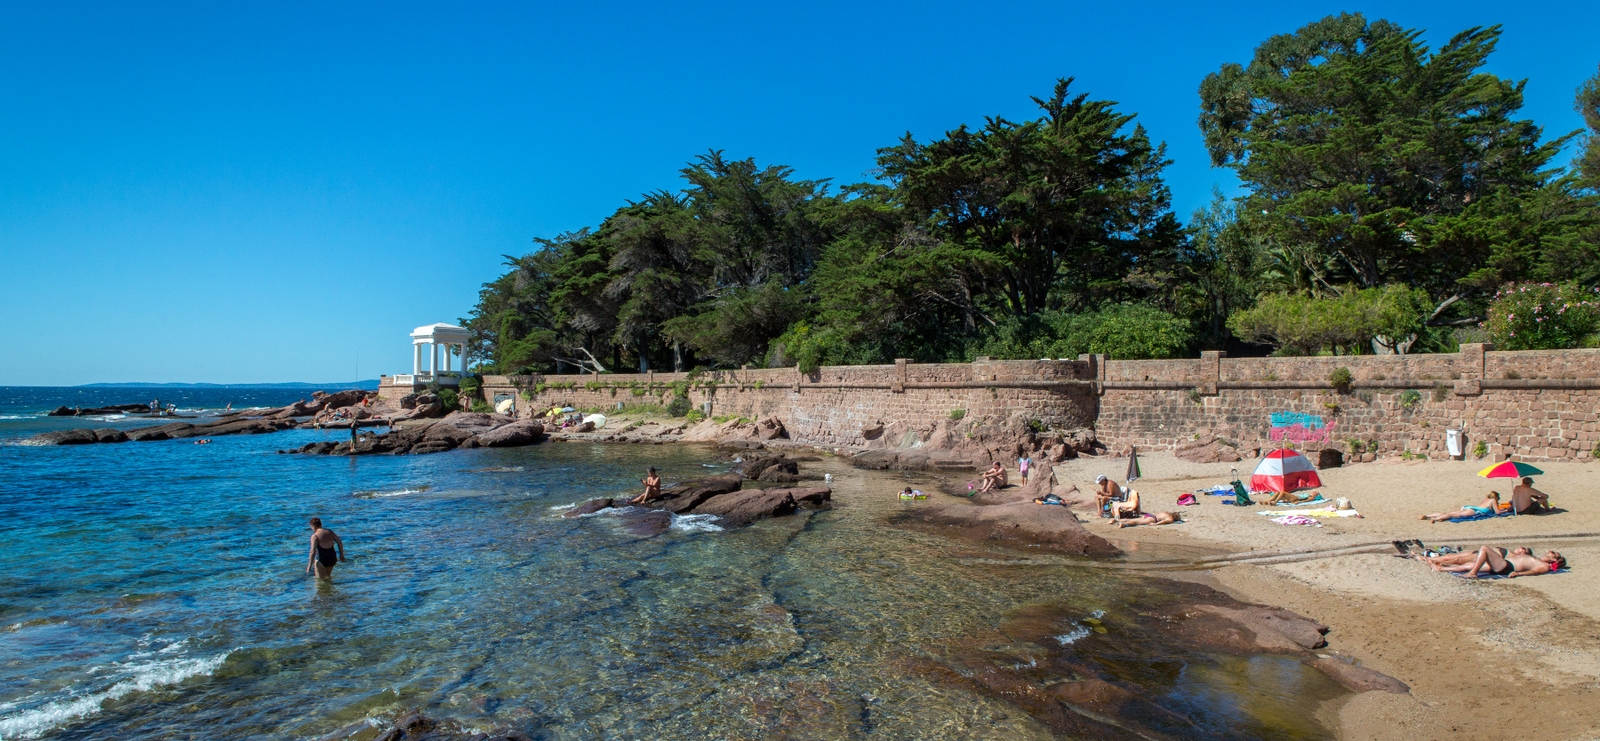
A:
[2, 1, 1595, 385]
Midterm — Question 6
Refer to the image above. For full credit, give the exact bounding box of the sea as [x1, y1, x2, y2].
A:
[0, 386, 1341, 740]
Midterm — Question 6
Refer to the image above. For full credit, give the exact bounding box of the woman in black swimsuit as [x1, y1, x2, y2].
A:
[306, 517, 346, 579]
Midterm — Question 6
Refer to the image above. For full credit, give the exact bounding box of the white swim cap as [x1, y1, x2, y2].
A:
[1095, 475, 1108, 483]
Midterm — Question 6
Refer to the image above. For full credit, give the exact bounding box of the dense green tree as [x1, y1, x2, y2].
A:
[880, 78, 1183, 323]
[1577, 64, 1600, 187]
[1199, 14, 1579, 310]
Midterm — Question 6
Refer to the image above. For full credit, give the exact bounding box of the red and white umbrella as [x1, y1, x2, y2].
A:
[1250, 449, 1322, 493]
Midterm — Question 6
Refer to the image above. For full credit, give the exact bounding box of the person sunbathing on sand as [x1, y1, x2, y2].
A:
[1419, 492, 1502, 523]
[1416, 546, 1530, 567]
[978, 462, 1007, 493]
[1114, 511, 1178, 528]
[1430, 546, 1564, 578]
[1263, 490, 1320, 506]
[1510, 478, 1549, 514]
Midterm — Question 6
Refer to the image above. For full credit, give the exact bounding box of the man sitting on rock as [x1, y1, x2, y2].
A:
[978, 461, 1007, 493]
[1511, 477, 1549, 514]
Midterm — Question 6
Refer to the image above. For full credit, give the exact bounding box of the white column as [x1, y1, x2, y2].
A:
[413, 343, 421, 375]
[459, 344, 468, 375]
[429, 342, 438, 376]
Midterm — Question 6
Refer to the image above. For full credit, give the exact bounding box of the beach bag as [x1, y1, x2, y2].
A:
[1176, 492, 1198, 506]
[1229, 480, 1252, 507]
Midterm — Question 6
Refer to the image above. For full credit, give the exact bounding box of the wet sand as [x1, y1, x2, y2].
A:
[1054, 451, 1600, 741]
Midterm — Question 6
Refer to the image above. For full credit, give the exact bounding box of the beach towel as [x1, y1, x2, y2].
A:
[1269, 514, 1321, 527]
[1274, 496, 1328, 508]
[1257, 509, 1360, 518]
[1202, 485, 1235, 496]
[1445, 510, 1514, 523]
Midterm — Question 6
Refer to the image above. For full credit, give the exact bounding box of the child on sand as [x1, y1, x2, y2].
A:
[1018, 455, 1032, 484]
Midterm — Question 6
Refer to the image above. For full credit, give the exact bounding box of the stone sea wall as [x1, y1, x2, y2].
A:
[481, 344, 1600, 462]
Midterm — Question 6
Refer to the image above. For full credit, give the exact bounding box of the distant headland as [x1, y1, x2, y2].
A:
[74, 380, 380, 389]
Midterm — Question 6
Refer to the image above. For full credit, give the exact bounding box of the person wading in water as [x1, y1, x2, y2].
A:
[306, 517, 346, 579]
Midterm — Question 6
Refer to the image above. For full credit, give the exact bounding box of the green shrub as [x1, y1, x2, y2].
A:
[666, 396, 692, 417]
[1474, 440, 1489, 459]
[1399, 389, 1422, 410]
[1431, 384, 1451, 402]
[684, 409, 706, 424]
[949, 409, 966, 421]
[1484, 282, 1600, 350]
[1346, 439, 1365, 454]
[470, 400, 492, 413]
[458, 376, 482, 397]
[437, 388, 459, 410]
[1328, 366, 1352, 391]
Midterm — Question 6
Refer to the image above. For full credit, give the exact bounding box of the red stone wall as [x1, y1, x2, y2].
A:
[478, 346, 1600, 462]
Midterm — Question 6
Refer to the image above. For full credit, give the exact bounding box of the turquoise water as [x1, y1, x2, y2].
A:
[0, 387, 1340, 740]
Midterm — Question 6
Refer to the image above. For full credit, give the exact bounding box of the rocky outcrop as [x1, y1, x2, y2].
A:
[561, 476, 830, 532]
[1307, 657, 1409, 694]
[1174, 436, 1242, 464]
[649, 475, 744, 514]
[1178, 604, 1329, 652]
[48, 404, 152, 417]
[562, 498, 616, 518]
[286, 413, 542, 456]
[893, 498, 1118, 557]
[20, 429, 101, 445]
[472, 420, 545, 447]
[689, 487, 799, 527]
[25, 389, 379, 446]
[92, 428, 129, 443]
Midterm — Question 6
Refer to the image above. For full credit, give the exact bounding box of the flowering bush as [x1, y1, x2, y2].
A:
[1483, 283, 1600, 350]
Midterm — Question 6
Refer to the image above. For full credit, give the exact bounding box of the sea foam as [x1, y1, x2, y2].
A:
[0, 650, 231, 739]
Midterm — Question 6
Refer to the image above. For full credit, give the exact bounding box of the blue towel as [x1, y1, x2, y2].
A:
[1446, 510, 1513, 523]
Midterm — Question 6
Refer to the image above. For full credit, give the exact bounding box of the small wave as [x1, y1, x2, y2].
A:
[468, 466, 525, 473]
[670, 513, 724, 533]
[0, 415, 33, 421]
[80, 414, 127, 421]
[1055, 625, 1091, 646]
[548, 503, 577, 511]
[0, 650, 231, 739]
[355, 486, 429, 499]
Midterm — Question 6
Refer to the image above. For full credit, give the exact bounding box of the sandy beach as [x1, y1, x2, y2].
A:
[1050, 451, 1600, 741]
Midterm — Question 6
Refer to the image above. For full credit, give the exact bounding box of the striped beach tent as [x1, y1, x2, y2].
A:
[1250, 449, 1322, 493]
